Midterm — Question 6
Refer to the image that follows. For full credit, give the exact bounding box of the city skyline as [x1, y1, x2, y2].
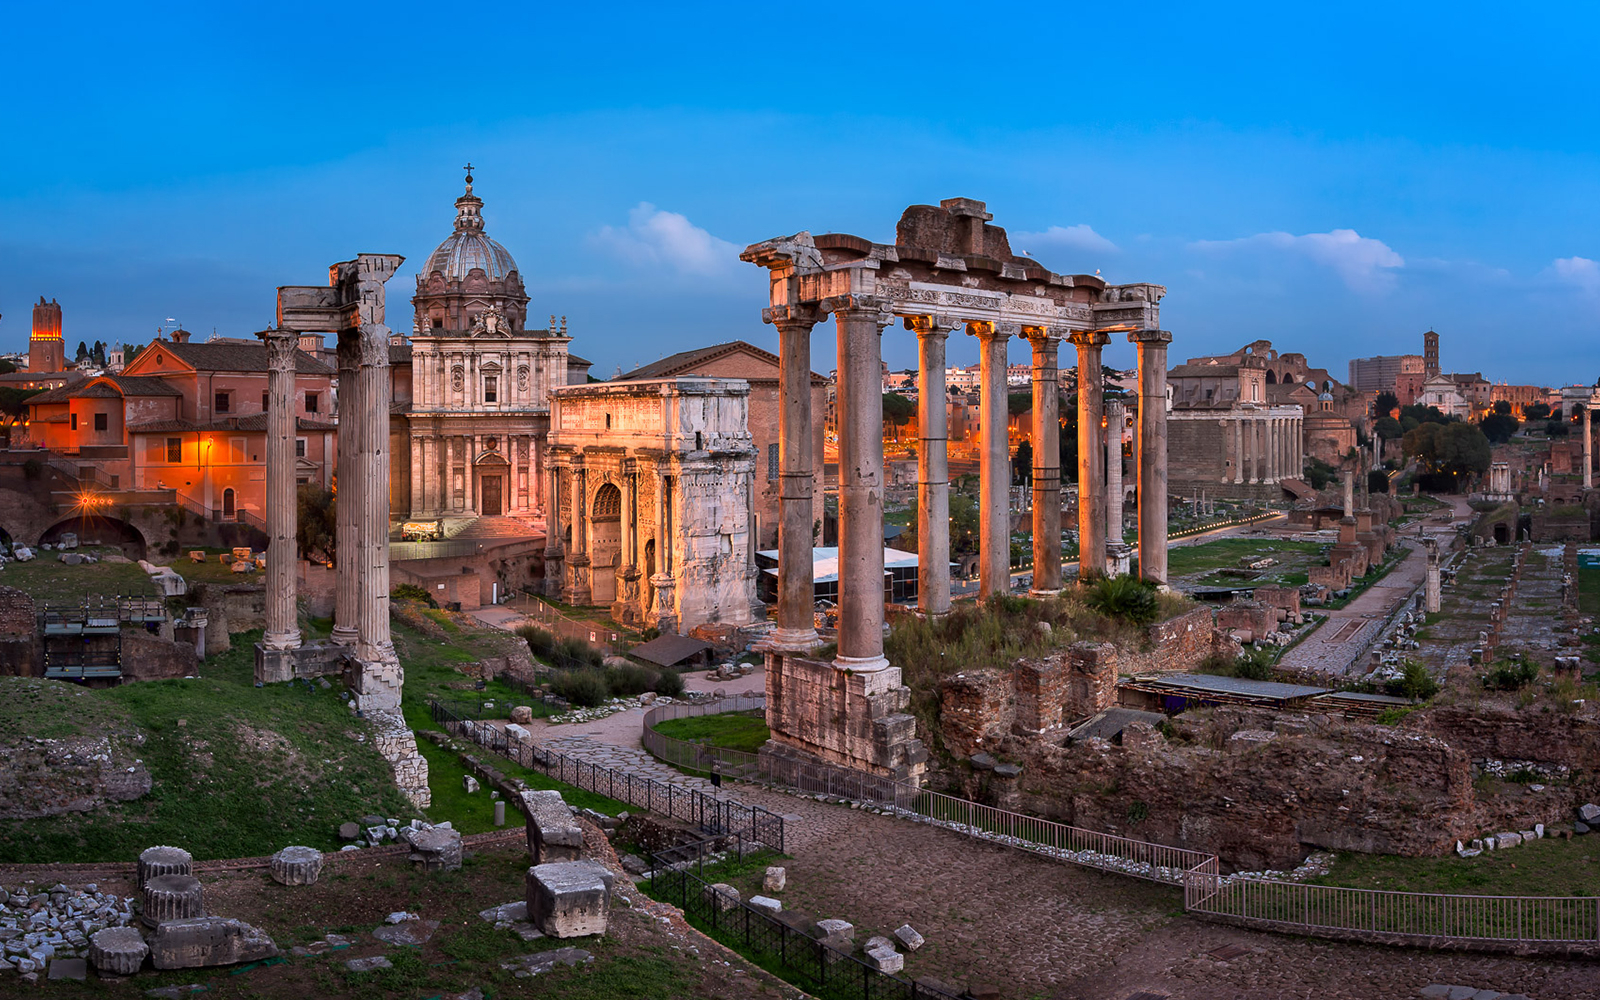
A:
[5, 3, 1600, 383]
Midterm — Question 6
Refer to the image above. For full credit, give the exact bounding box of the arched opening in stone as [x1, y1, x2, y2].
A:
[40, 515, 147, 560]
[222, 488, 236, 519]
[589, 483, 622, 605]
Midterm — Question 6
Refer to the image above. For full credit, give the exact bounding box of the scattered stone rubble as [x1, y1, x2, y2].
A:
[1420, 986, 1532, 1000]
[0, 883, 135, 981]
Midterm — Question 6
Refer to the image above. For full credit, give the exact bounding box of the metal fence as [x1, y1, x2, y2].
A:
[640, 699, 1212, 884]
[649, 835, 961, 1000]
[429, 698, 783, 853]
[1184, 866, 1600, 950]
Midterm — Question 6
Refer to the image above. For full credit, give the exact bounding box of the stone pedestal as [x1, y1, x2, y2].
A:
[761, 650, 926, 782]
[138, 845, 192, 887]
[527, 861, 613, 938]
[142, 874, 204, 927]
[269, 846, 323, 886]
[1069, 331, 1109, 580]
[406, 827, 462, 871]
[523, 789, 583, 863]
[1130, 329, 1172, 585]
[1026, 327, 1063, 595]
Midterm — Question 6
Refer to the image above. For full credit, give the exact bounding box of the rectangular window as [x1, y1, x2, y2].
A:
[295, 438, 306, 458]
[166, 438, 182, 463]
[305, 392, 319, 413]
[94, 412, 107, 431]
[484, 377, 498, 404]
[229, 437, 246, 464]
[70, 413, 78, 430]
[109, 475, 119, 489]
[262, 391, 269, 411]
[215, 392, 231, 414]
[767, 442, 778, 481]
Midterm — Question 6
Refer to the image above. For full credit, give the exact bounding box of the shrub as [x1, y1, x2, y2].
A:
[391, 583, 438, 608]
[606, 663, 657, 698]
[1482, 658, 1538, 692]
[549, 669, 609, 707]
[1384, 659, 1440, 700]
[987, 593, 1031, 616]
[1084, 575, 1160, 625]
[1200, 647, 1274, 680]
[555, 636, 603, 669]
[652, 668, 685, 698]
[515, 625, 558, 658]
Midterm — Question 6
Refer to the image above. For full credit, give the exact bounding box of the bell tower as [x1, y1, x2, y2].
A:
[29, 297, 65, 374]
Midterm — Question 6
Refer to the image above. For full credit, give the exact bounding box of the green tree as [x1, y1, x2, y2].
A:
[1400, 403, 1451, 425]
[1524, 402, 1551, 421]
[1479, 411, 1519, 443]
[75, 341, 89, 362]
[0, 359, 15, 375]
[296, 484, 337, 563]
[881, 392, 914, 442]
[1374, 415, 1404, 440]
[1007, 391, 1032, 416]
[1492, 399, 1511, 416]
[1012, 439, 1033, 486]
[1374, 390, 1400, 417]
[1403, 421, 1492, 488]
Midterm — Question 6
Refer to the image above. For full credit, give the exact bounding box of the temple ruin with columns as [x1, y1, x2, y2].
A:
[742, 198, 1171, 780]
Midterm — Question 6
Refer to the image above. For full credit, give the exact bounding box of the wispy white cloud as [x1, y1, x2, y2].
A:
[1550, 255, 1600, 293]
[591, 202, 739, 277]
[1010, 223, 1118, 256]
[1190, 228, 1404, 292]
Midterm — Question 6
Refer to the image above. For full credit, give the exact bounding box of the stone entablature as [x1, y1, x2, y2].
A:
[545, 377, 759, 632]
[1168, 404, 1305, 501]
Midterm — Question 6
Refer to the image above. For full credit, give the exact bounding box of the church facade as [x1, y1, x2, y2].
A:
[390, 174, 591, 522]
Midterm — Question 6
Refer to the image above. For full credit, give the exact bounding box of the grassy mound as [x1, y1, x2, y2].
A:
[653, 711, 771, 754]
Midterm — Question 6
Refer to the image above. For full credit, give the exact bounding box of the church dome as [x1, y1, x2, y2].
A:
[424, 171, 520, 281]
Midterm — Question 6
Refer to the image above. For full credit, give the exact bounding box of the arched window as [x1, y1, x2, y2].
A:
[591, 483, 622, 522]
[1265, 371, 1277, 385]
[222, 488, 236, 518]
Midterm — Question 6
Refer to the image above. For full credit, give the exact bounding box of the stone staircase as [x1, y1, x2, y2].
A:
[451, 516, 543, 542]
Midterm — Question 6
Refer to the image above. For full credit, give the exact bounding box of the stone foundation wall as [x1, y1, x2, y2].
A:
[1254, 584, 1300, 616]
[0, 734, 152, 820]
[120, 629, 198, 681]
[371, 711, 431, 810]
[192, 582, 266, 634]
[762, 652, 927, 781]
[1118, 606, 1228, 675]
[1216, 602, 1277, 637]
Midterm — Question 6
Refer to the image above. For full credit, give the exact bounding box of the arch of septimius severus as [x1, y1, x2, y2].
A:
[744, 198, 1170, 782]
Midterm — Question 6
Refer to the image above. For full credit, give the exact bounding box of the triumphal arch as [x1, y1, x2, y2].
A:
[743, 198, 1170, 782]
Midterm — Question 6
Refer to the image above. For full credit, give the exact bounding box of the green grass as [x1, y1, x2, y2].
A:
[1579, 565, 1600, 617]
[0, 546, 157, 604]
[1166, 538, 1327, 586]
[1315, 836, 1600, 897]
[653, 711, 771, 753]
[0, 630, 416, 863]
[415, 733, 630, 822]
[394, 620, 556, 734]
[173, 547, 268, 588]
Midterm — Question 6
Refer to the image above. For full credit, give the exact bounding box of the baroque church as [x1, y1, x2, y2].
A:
[389, 172, 591, 524]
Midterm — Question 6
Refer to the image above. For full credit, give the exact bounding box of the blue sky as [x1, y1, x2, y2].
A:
[4, 3, 1600, 383]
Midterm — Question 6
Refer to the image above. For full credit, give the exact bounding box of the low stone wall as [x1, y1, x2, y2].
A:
[1118, 606, 1226, 675]
[120, 629, 197, 681]
[370, 711, 431, 810]
[0, 734, 152, 820]
[762, 651, 926, 781]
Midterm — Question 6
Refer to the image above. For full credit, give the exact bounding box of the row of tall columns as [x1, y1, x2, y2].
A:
[261, 331, 303, 652]
[1070, 331, 1108, 581]
[911, 316, 954, 617]
[411, 434, 540, 518]
[974, 321, 1012, 600]
[1227, 413, 1304, 484]
[831, 297, 892, 671]
[1025, 327, 1063, 596]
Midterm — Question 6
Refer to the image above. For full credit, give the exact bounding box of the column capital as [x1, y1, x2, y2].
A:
[1021, 325, 1064, 347]
[258, 328, 301, 371]
[1067, 329, 1111, 349]
[763, 303, 823, 329]
[821, 294, 893, 327]
[966, 319, 1015, 342]
[1128, 328, 1173, 347]
[901, 313, 960, 339]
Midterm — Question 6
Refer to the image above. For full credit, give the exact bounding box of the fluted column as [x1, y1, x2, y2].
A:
[768, 305, 823, 650]
[828, 295, 892, 672]
[544, 454, 566, 597]
[566, 458, 591, 604]
[971, 320, 1014, 600]
[1025, 326, 1063, 596]
[331, 328, 362, 647]
[261, 330, 301, 651]
[1106, 398, 1125, 570]
[1069, 330, 1109, 581]
[1585, 407, 1593, 490]
[353, 314, 400, 707]
[910, 314, 955, 617]
[1131, 329, 1172, 585]
[1232, 418, 1244, 483]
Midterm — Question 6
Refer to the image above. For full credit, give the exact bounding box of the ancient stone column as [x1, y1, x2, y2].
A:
[269, 846, 323, 886]
[142, 874, 203, 927]
[261, 330, 302, 652]
[1024, 326, 1063, 596]
[972, 320, 1014, 600]
[910, 314, 955, 616]
[1342, 469, 1355, 518]
[1106, 398, 1125, 566]
[1232, 418, 1244, 483]
[138, 846, 192, 887]
[1069, 331, 1109, 581]
[566, 459, 591, 605]
[1585, 407, 1593, 490]
[331, 333, 362, 647]
[543, 456, 565, 597]
[1130, 329, 1172, 585]
[352, 301, 402, 711]
[1425, 538, 1441, 614]
[830, 296, 892, 671]
[769, 306, 823, 649]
